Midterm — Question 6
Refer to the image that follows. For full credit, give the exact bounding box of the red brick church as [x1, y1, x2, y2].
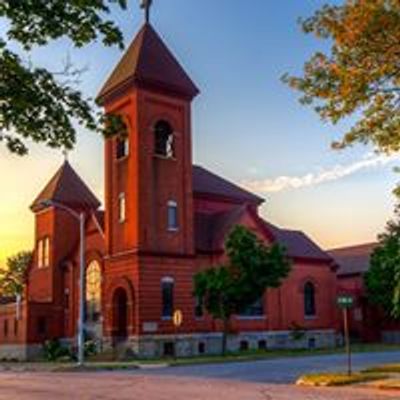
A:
[0, 20, 339, 360]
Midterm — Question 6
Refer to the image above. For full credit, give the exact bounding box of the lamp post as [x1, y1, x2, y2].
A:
[40, 200, 86, 366]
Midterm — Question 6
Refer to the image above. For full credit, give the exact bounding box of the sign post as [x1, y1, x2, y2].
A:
[173, 309, 183, 360]
[337, 295, 354, 376]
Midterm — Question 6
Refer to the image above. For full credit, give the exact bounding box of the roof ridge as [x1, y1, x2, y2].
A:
[328, 242, 377, 252]
[192, 165, 264, 204]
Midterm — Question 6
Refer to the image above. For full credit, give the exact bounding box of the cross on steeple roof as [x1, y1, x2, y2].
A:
[140, 0, 152, 24]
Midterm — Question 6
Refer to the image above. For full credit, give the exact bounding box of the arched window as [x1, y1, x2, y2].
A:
[304, 281, 316, 317]
[167, 200, 178, 231]
[116, 136, 129, 160]
[154, 120, 174, 158]
[86, 261, 102, 323]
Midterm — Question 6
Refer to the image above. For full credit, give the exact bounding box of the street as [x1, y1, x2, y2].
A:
[1, 352, 400, 399]
[137, 350, 400, 384]
[0, 372, 398, 400]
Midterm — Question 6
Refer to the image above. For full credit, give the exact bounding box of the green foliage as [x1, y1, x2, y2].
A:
[0, 251, 32, 297]
[194, 225, 291, 353]
[290, 322, 307, 341]
[284, 1, 400, 153]
[0, 1, 128, 155]
[365, 205, 400, 318]
[84, 339, 98, 358]
[43, 338, 71, 362]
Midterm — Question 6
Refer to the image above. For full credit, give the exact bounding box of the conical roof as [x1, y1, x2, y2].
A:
[31, 161, 101, 212]
[97, 23, 199, 103]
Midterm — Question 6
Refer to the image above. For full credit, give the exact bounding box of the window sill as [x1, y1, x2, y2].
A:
[116, 155, 129, 163]
[236, 315, 267, 321]
[167, 227, 179, 233]
[161, 316, 172, 321]
[154, 154, 176, 161]
[304, 315, 317, 320]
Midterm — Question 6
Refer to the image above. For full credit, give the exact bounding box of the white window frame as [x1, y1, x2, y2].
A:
[43, 237, 50, 267]
[37, 239, 44, 268]
[118, 193, 126, 223]
[167, 200, 178, 231]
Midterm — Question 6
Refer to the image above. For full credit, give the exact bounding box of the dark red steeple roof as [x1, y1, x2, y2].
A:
[97, 23, 199, 103]
[31, 161, 101, 212]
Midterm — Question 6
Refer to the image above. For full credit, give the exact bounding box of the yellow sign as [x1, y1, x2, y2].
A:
[173, 309, 183, 327]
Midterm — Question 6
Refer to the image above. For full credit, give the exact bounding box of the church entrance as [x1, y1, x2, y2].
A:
[112, 287, 128, 343]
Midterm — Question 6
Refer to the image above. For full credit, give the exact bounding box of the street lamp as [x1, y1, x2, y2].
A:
[40, 199, 86, 366]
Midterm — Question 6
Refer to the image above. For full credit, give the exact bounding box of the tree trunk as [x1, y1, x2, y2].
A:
[222, 318, 229, 356]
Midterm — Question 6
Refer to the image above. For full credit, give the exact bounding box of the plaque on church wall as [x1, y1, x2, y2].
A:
[143, 322, 158, 333]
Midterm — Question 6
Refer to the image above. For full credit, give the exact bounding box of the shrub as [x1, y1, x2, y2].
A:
[43, 339, 71, 362]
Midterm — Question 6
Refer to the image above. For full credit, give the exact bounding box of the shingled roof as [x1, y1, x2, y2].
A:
[193, 165, 264, 205]
[195, 206, 248, 252]
[97, 23, 199, 103]
[328, 243, 377, 276]
[31, 161, 101, 212]
[262, 221, 333, 262]
[195, 205, 333, 263]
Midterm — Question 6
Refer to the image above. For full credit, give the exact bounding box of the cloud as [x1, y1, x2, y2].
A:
[243, 153, 400, 193]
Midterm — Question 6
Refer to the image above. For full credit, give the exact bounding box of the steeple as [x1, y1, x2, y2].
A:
[96, 24, 199, 104]
[31, 161, 100, 212]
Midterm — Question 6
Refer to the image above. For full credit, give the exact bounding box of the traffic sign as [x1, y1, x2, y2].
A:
[337, 296, 354, 309]
[173, 309, 183, 327]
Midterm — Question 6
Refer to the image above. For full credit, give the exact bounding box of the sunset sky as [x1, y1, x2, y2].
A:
[0, 0, 398, 266]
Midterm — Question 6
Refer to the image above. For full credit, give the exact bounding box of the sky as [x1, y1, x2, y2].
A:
[0, 0, 398, 266]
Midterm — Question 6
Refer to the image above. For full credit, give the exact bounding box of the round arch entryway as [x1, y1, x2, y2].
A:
[105, 277, 135, 345]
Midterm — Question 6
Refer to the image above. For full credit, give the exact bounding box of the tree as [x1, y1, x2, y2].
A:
[0, 1, 127, 155]
[0, 251, 32, 297]
[194, 225, 291, 354]
[283, 1, 400, 154]
[365, 204, 400, 318]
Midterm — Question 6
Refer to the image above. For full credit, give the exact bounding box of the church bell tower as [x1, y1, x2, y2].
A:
[97, 11, 199, 258]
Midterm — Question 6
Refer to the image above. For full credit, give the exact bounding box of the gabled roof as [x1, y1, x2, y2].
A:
[31, 161, 101, 212]
[195, 206, 248, 252]
[262, 221, 333, 262]
[193, 165, 264, 205]
[97, 23, 199, 103]
[328, 243, 377, 276]
[194, 205, 332, 263]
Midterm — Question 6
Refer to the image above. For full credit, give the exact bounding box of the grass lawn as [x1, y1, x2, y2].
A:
[296, 372, 388, 387]
[364, 364, 400, 374]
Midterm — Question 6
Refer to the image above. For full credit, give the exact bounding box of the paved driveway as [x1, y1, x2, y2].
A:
[137, 351, 400, 384]
[0, 372, 398, 400]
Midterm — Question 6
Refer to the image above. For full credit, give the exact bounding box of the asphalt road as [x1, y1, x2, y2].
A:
[136, 351, 400, 384]
[0, 372, 397, 400]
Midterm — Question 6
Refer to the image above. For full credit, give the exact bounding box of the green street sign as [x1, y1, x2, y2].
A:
[337, 296, 354, 309]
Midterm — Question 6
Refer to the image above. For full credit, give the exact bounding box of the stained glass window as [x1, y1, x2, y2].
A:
[86, 261, 102, 323]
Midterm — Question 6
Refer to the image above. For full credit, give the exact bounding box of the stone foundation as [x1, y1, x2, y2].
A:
[382, 330, 400, 344]
[105, 329, 337, 359]
[0, 344, 42, 361]
[0, 329, 336, 361]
